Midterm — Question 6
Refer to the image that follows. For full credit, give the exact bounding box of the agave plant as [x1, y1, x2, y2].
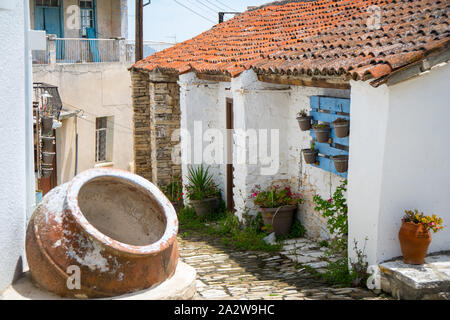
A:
[186, 165, 220, 201]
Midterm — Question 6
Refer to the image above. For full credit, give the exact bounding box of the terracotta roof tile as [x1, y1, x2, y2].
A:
[133, 0, 450, 81]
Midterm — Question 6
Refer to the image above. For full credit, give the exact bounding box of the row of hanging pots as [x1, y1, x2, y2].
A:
[302, 150, 348, 173]
[297, 115, 350, 139]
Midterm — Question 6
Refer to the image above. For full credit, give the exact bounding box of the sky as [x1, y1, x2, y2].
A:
[127, 0, 271, 43]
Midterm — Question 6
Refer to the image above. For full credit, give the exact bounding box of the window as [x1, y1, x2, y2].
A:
[96, 117, 113, 163]
[36, 0, 59, 7]
[80, 0, 95, 37]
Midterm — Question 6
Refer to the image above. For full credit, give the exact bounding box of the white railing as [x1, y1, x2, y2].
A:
[32, 36, 176, 65]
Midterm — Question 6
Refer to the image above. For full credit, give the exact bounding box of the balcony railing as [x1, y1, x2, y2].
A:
[32, 36, 176, 65]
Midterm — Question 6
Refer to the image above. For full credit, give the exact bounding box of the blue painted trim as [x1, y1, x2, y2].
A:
[60, 0, 64, 38]
[308, 96, 350, 177]
[93, 0, 98, 38]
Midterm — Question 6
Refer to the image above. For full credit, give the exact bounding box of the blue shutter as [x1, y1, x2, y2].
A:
[309, 96, 350, 178]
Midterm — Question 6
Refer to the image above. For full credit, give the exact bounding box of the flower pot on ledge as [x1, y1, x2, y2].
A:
[261, 205, 297, 236]
[398, 220, 431, 265]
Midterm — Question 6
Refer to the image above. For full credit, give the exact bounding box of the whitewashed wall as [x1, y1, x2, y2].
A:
[179, 70, 349, 237]
[0, 0, 34, 292]
[349, 62, 450, 265]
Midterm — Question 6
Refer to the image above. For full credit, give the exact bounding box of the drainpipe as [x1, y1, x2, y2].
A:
[24, 0, 36, 221]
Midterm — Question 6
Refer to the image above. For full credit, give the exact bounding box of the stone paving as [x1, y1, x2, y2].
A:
[178, 233, 392, 300]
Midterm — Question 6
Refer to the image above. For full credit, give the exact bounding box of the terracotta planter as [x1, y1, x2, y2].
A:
[296, 116, 312, 131]
[332, 119, 350, 138]
[41, 116, 53, 135]
[42, 151, 55, 165]
[41, 136, 55, 152]
[302, 149, 318, 164]
[398, 220, 431, 265]
[26, 168, 179, 298]
[313, 126, 330, 143]
[190, 197, 219, 217]
[261, 205, 297, 236]
[332, 155, 348, 173]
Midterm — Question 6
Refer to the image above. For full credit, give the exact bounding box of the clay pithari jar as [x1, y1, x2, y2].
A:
[398, 220, 432, 265]
[26, 168, 179, 298]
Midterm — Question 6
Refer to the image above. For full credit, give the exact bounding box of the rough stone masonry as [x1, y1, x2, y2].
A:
[131, 69, 181, 186]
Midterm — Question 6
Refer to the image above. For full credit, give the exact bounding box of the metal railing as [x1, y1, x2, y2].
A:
[32, 36, 176, 65]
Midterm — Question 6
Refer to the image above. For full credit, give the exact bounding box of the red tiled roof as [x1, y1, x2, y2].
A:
[133, 0, 450, 82]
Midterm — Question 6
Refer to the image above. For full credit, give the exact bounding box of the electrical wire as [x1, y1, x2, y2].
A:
[213, 0, 238, 12]
[193, 0, 219, 14]
[203, 0, 226, 11]
[172, 0, 216, 24]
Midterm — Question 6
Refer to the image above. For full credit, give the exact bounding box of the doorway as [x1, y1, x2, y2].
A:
[226, 98, 235, 213]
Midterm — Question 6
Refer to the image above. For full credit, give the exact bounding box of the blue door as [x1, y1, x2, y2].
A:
[34, 1, 63, 60]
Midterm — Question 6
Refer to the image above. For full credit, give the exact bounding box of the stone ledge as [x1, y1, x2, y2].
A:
[0, 262, 196, 300]
[379, 253, 450, 300]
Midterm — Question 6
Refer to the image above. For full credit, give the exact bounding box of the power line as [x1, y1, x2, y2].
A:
[172, 0, 216, 24]
[203, 0, 226, 11]
[213, 0, 238, 12]
[193, 0, 219, 14]
[183, 0, 217, 17]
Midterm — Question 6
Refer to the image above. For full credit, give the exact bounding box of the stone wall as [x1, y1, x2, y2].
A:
[131, 69, 182, 187]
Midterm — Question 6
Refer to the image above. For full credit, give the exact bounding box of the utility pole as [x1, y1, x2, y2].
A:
[135, 0, 144, 62]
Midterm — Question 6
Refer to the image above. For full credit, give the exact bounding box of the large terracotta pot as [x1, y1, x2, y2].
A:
[26, 168, 179, 298]
[398, 220, 431, 265]
[261, 205, 297, 236]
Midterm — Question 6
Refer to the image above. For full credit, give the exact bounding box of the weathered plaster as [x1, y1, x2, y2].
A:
[33, 62, 134, 185]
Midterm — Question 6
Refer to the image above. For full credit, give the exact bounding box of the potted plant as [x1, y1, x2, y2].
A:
[42, 151, 56, 165]
[332, 118, 350, 138]
[41, 165, 53, 178]
[186, 165, 221, 217]
[302, 141, 318, 164]
[41, 136, 55, 152]
[251, 185, 303, 236]
[162, 176, 184, 212]
[296, 109, 312, 131]
[399, 210, 444, 265]
[332, 154, 349, 173]
[312, 123, 331, 143]
[41, 116, 54, 136]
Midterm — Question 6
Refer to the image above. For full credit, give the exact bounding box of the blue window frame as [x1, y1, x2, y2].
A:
[80, 0, 97, 38]
[309, 96, 350, 178]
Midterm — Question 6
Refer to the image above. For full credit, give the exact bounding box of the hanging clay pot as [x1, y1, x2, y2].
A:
[41, 166, 53, 178]
[42, 151, 56, 165]
[296, 116, 312, 131]
[332, 118, 350, 138]
[26, 168, 179, 298]
[313, 125, 331, 143]
[41, 136, 55, 152]
[302, 149, 318, 164]
[398, 220, 432, 265]
[41, 116, 54, 136]
[332, 155, 349, 173]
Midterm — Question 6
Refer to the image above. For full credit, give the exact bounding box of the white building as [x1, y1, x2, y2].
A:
[0, 0, 37, 292]
[131, 0, 450, 265]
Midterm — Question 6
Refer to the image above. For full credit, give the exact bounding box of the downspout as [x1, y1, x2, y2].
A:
[24, 0, 36, 222]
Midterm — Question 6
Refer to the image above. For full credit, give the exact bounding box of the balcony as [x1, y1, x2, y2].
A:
[32, 35, 175, 65]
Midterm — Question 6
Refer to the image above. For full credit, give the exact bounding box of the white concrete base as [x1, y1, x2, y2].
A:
[0, 262, 197, 300]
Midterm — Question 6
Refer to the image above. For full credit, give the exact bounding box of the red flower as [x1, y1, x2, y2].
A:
[328, 198, 333, 203]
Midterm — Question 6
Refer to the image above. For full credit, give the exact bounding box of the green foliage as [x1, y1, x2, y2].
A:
[251, 185, 302, 208]
[312, 180, 369, 288]
[313, 180, 348, 253]
[277, 220, 306, 241]
[177, 207, 282, 252]
[185, 165, 221, 201]
[297, 109, 308, 117]
[313, 123, 330, 129]
[162, 176, 183, 203]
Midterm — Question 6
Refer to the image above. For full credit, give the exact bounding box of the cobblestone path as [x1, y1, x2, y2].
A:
[178, 234, 391, 300]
